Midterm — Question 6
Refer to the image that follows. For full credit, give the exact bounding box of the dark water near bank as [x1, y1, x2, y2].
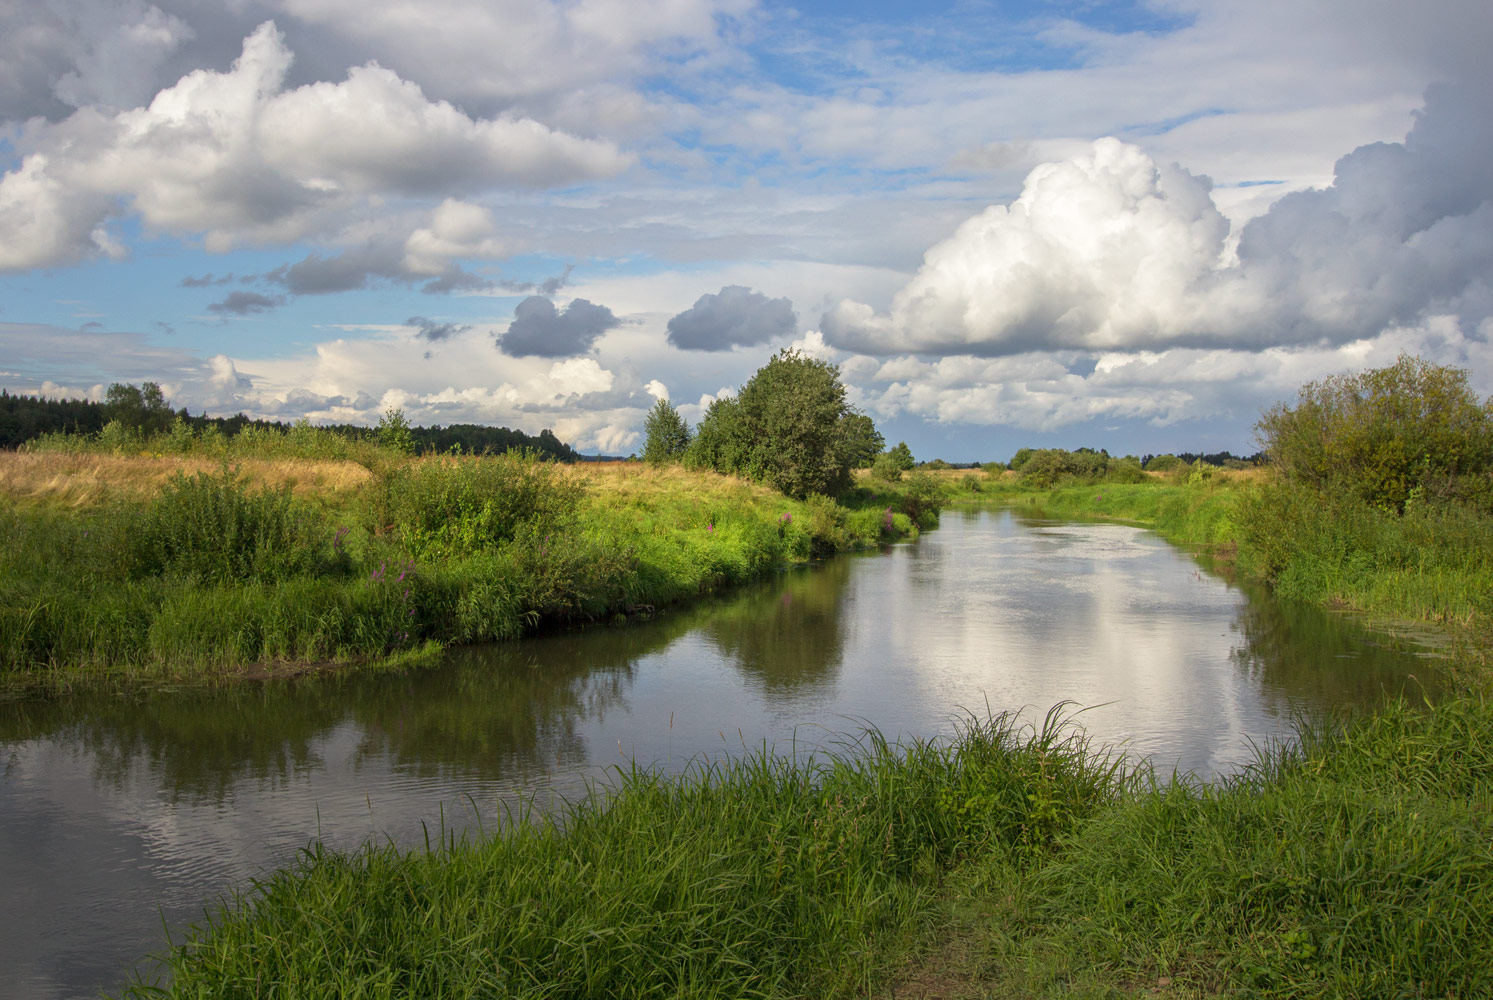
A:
[0, 509, 1441, 999]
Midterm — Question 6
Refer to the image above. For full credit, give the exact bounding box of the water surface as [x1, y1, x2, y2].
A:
[0, 509, 1438, 999]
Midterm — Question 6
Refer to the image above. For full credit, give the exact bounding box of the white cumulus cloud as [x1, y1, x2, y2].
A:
[823, 76, 1493, 360]
[0, 20, 631, 270]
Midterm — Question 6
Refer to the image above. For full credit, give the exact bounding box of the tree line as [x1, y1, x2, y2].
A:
[0, 384, 581, 461]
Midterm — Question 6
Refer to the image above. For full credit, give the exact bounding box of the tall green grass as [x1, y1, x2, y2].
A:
[962, 694, 1493, 998]
[25, 416, 390, 464]
[118, 696, 1493, 998]
[119, 708, 1126, 999]
[1236, 481, 1493, 627]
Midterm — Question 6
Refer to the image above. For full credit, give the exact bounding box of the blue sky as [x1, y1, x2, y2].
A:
[2, 0, 1490, 460]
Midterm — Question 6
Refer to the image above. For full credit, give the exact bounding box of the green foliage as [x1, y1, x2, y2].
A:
[378, 454, 583, 560]
[736, 348, 854, 497]
[869, 451, 904, 483]
[1007, 447, 1037, 471]
[1186, 458, 1216, 485]
[1018, 448, 1110, 488]
[837, 412, 884, 469]
[1235, 480, 1493, 625]
[898, 470, 949, 526]
[689, 349, 864, 499]
[1105, 457, 1148, 483]
[1008, 697, 1493, 999]
[2, 453, 926, 680]
[685, 397, 751, 474]
[125, 467, 340, 584]
[376, 407, 417, 456]
[1257, 354, 1493, 513]
[1144, 453, 1183, 472]
[641, 397, 691, 464]
[885, 441, 915, 472]
[105, 381, 175, 434]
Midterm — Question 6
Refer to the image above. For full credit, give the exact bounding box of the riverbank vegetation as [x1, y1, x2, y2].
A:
[2, 348, 955, 688]
[0, 446, 934, 688]
[119, 689, 1493, 999]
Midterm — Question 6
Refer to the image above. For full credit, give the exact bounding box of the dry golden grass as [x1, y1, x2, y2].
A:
[571, 459, 783, 507]
[0, 451, 373, 507]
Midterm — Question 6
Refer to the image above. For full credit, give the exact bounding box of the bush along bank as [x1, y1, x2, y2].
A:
[117, 695, 1493, 999]
[0, 453, 933, 687]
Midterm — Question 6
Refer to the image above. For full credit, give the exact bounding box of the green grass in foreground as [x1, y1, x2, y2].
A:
[120, 695, 1493, 999]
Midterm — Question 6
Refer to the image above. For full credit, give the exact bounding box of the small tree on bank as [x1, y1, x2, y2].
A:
[642, 397, 691, 464]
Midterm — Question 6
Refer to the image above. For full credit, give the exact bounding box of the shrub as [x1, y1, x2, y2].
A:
[1019, 448, 1109, 488]
[1256, 354, 1493, 513]
[1103, 458, 1148, 484]
[899, 470, 948, 525]
[870, 452, 904, 483]
[1145, 453, 1183, 472]
[380, 453, 583, 559]
[885, 441, 916, 472]
[128, 467, 338, 584]
[377, 407, 417, 456]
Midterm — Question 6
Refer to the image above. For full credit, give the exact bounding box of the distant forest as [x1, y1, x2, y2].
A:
[0, 388, 584, 461]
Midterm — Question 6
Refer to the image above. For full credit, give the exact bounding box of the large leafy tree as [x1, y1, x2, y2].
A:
[642, 397, 691, 464]
[686, 349, 880, 497]
[735, 348, 855, 498]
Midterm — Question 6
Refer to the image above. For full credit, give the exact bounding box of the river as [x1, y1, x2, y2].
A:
[0, 508, 1439, 999]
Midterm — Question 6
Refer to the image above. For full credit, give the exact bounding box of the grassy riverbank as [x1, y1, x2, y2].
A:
[0, 444, 928, 690]
[118, 690, 1493, 999]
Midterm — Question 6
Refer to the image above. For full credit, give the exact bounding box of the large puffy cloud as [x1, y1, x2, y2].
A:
[0, 21, 630, 270]
[665, 285, 796, 351]
[497, 296, 621, 357]
[822, 138, 1231, 355]
[824, 77, 1493, 359]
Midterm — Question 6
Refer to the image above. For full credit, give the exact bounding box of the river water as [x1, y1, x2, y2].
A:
[0, 508, 1440, 999]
